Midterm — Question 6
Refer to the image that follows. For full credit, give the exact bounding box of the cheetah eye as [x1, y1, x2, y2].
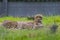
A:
[39, 17, 42, 18]
[36, 16, 39, 18]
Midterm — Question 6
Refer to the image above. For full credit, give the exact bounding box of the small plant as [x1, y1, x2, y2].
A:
[50, 23, 58, 33]
[27, 16, 34, 20]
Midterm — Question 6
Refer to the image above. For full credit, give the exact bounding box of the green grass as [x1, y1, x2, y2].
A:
[0, 16, 60, 40]
[0, 26, 60, 40]
[42, 15, 60, 26]
[0, 16, 32, 22]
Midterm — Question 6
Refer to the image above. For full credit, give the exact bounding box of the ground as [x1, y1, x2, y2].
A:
[0, 15, 60, 40]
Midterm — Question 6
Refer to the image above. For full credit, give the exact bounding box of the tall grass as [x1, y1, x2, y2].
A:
[0, 26, 60, 40]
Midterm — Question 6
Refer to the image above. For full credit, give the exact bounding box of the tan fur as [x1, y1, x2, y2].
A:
[17, 21, 33, 29]
[3, 20, 18, 29]
[2, 14, 43, 29]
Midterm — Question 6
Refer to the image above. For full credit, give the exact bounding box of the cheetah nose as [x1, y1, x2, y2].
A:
[38, 19, 40, 20]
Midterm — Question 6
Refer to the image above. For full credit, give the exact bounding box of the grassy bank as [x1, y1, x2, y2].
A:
[0, 16, 60, 40]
